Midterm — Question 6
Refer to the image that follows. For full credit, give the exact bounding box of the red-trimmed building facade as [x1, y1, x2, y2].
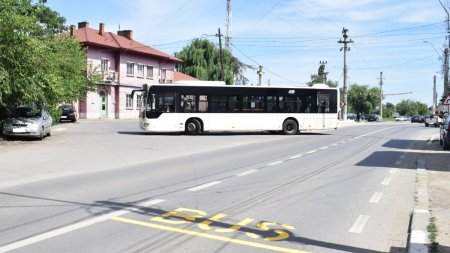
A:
[71, 21, 190, 119]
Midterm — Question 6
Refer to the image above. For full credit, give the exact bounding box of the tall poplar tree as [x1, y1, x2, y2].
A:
[175, 39, 253, 85]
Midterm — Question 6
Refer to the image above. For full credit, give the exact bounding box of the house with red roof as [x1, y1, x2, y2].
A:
[71, 21, 187, 119]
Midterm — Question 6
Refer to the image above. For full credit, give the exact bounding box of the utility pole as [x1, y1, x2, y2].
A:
[378, 72, 384, 121]
[433, 75, 437, 114]
[338, 28, 353, 120]
[225, 0, 232, 52]
[257, 65, 264, 86]
[439, 0, 450, 96]
[217, 28, 225, 82]
[445, 49, 449, 96]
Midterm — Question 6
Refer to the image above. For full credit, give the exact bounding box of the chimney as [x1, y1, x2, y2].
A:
[78, 21, 89, 29]
[69, 25, 75, 36]
[118, 30, 133, 40]
[99, 23, 105, 35]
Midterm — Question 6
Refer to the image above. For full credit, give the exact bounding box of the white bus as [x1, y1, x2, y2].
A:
[134, 81, 339, 135]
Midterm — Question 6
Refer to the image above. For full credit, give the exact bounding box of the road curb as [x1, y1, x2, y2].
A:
[408, 154, 430, 252]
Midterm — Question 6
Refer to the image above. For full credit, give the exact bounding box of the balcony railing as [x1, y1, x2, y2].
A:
[101, 71, 119, 82]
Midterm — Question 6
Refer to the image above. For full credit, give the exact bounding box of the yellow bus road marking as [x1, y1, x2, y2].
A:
[111, 217, 310, 253]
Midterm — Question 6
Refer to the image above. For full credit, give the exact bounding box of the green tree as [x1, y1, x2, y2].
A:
[382, 102, 395, 119]
[396, 99, 428, 116]
[306, 74, 338, 88]
[347, 84, 380, 114]
[385, 102, 395, 111]
[0, 0, 95, 117]
[175, 38, 253, 85]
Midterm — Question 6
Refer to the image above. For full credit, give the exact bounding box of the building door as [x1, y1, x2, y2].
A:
[99, 90, 107, 117]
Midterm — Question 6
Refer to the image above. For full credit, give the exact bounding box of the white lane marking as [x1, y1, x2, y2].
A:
[381, 178, 392, 185]
[290, 154, 303, 159]
[188, 181, 221, 191]
[266, 161, 283, 166]
[306, 150, 318, 154]
[236, 169, 258, 177]
[395, 160, 402, 165]
[330, 143, 338, 147]
[349, 215, 370, 233]
[360, 127, 393, 137]
[369, 192, 383, 203]
[0, 199, 165, 253]
[399, 155, 405, 159]
[390, 168, 398, 174]
[320, 146, 329, 150]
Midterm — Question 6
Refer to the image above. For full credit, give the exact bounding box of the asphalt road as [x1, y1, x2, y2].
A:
[0, 120, 438, 253]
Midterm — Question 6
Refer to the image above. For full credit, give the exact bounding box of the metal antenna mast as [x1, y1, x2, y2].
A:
[225, 0, 232, 52]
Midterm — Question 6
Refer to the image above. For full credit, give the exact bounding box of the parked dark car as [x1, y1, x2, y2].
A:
[411, 115, 424, 123]
[59, 104, 77, 122]
[366, 114, 380, 122]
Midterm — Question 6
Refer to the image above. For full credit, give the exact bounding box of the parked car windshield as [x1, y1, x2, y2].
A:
[13, 107, 42, 118]
[60, 105, 75, 112]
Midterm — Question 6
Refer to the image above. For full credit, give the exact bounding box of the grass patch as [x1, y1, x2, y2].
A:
[428, 217, 440, 253]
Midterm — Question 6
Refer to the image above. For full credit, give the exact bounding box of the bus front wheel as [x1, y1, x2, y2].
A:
[185, 119, 201, 135]
[282, 119, 298, 135]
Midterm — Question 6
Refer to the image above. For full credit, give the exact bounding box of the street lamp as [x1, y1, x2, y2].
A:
[424, 41, 442, 60]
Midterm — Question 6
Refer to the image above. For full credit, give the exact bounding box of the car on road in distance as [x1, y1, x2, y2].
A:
[366, 114, 380, 122]
[2, 107, 52, 140]
[59, 104, 77, 122]
[411, 115, 424, 123]
[347, 113, 356, 120]
[425, 115, 441, 127]
[395, 116, 406, 121]
[440, 116, 450, 150]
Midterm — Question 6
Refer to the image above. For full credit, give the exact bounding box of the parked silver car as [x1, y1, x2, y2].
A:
[2, 107, 52, 140]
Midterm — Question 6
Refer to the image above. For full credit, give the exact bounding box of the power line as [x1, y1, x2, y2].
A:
[352, 21, 446, 38]
[232, 44, 303, 84]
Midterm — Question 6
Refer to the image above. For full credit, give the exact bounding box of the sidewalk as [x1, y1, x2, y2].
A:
[426, 142, 450, 252]
[410, 136, 450, 253]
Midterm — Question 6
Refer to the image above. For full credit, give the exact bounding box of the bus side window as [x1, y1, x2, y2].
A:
[267, 96, 276, 112]
[181, 94, 196, 112]
[278, 96, 285, 113]
[198, 95, 208, 112]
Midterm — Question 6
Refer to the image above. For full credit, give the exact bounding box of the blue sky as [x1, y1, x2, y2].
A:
[47, 0, 450, 106]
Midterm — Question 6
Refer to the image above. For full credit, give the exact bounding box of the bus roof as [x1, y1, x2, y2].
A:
[155, 81, 337, 90]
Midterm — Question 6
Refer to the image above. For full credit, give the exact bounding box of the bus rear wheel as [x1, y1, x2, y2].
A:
[185, 119, 201, 135]
[282, 119, 298, 135]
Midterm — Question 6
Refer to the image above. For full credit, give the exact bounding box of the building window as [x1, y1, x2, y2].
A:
[101, 59, 109, 72]
[126, 94, 133, 108]
[136, 95, 142, 108]
[160, 68, 166, 83]
[137, 64, 144, 78]
[126, 62, 135, 76]
[146, 66, 153, 79]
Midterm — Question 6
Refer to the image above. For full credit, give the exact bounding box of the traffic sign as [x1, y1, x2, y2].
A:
[444, 95, 450, 105]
